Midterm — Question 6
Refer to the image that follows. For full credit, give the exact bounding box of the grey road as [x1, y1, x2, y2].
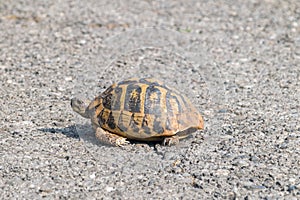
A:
[1, 0, 299, 199]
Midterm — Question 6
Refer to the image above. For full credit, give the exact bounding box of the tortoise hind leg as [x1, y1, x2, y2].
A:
[95, 127, 129, 147]
[162, 135, 180, 146]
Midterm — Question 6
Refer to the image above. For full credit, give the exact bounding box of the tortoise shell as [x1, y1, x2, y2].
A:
[84, 77, 204, 141]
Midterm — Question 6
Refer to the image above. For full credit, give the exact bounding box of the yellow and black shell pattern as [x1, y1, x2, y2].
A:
[87, 78, 204, 141]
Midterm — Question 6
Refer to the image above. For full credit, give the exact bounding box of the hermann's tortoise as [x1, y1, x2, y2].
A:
[71, 78, 204, 146]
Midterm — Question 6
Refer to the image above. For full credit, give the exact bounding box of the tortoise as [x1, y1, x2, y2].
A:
[71, 77, 204, 146]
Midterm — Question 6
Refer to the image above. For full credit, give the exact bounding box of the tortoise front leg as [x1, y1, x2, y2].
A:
[94, 126, 129, 147]
[162, 135, 180, 146]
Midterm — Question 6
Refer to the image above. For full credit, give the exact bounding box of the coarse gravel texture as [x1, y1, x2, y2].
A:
[1, 0, 300, 199]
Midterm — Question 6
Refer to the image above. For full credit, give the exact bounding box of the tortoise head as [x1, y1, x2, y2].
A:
[71, 97, 91, 118]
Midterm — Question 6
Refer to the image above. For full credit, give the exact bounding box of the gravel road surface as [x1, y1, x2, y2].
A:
[1, 0, 299, 199]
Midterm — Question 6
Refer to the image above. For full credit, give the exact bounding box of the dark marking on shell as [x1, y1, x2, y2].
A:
[166, 91, 182, 113]
[124, 84, 142, 113]
[117, 111, 128, 132]
[153, 117, 164, 134]
[98, 109, 105, 126]
[144, 85, 162, 115]
[178, 93, 189, 111]
[112, 86, 122, 110]
[102, 93, 112, 109]
[142, 115, 152, 134]
[165, 117, 172, 130]
[107, 111, 116, 129]
[129, 113, 140, 132]
[178, 119, 186, 125]
[139, 78, 174, 93]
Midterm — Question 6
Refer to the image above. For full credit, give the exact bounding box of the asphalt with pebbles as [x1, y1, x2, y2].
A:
[0, 0, 299, 199]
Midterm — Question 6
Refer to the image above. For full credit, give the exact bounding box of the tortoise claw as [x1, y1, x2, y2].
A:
[115, 137, 130, 147]
[162, 136, 180, 146]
